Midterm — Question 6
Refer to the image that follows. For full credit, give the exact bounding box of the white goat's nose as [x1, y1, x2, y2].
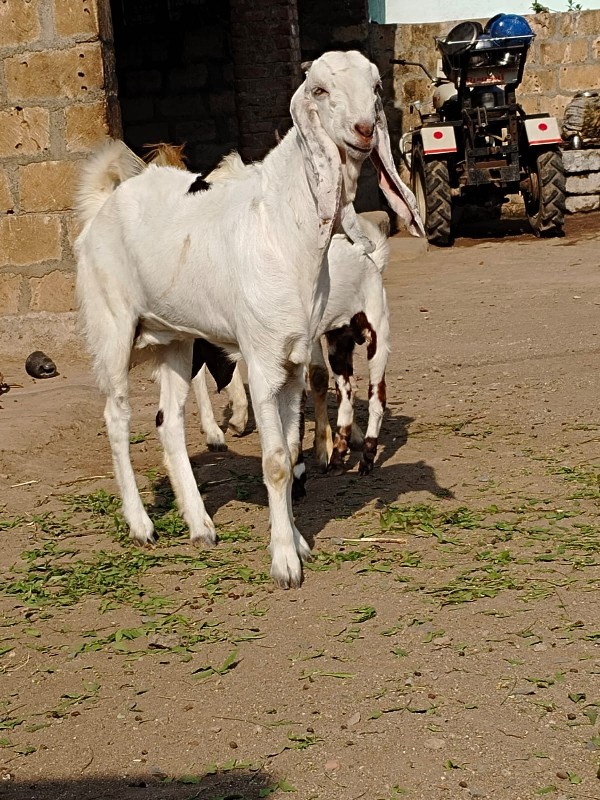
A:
[354, 122, 374, 140]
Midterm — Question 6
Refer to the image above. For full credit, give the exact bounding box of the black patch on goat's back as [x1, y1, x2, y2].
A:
[187, 176, 211, 194]
[192, 338, 235, 392]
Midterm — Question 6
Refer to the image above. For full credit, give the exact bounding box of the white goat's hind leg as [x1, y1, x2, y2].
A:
[358, 308, 389, 476]
[226, 365, 248, 435]
[99, 332, 155, 543]
[192, 365, 227, 451]
[104, 392, 155, 544]
[309, 339, 333, 471]
[247, 364, 302, 588]
[157, 342, 216, 546]
[325, 326, 356, 473]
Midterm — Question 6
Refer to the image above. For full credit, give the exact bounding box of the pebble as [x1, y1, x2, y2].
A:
[148, 766, 168, 779]
[424, 737, 445, 750]
[325, 759, 341, 771]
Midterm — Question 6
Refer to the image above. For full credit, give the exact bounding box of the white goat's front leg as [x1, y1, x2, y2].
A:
[157, 342, 216, 546]
[192, 364, 227, 451]
[247, 363, 304, 588]
[226, 364, 248, 435]
[278, 367, 312, 560]
[309, 339, 333, 470]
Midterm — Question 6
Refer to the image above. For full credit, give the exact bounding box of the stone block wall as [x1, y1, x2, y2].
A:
[563, 149, 600, 213]
[0, 0, 116, 315]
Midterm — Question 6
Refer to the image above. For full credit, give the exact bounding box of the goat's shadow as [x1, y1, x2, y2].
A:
[6, 770, 275, 800]
[149, 390, 453, 548]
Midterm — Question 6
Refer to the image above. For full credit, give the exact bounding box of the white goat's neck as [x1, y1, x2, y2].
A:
[259, 128, 337, 345]
[261, 129, 330, 255]
[341, 156, 363, 203]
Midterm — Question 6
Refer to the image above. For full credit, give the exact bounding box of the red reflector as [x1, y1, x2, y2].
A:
[538, 122, 548, 131]
[433, 130, 444, 139]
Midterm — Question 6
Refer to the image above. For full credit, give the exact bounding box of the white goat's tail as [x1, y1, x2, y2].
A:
[76, 140, 146, 226]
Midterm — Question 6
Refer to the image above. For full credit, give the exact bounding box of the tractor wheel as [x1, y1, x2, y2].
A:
[412, 146, 452, 246]
[525, 149, 566, 237]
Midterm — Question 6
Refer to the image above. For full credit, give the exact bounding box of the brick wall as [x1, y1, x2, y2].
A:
[299, 0, 369, 61]
[0, 0, 116, 315]
[230, 0, 301, 162]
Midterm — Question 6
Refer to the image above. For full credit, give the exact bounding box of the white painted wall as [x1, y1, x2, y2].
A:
[375, 1, 600, 24]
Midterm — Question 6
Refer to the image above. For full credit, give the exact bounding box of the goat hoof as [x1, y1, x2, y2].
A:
[132, 529, 158, 545]
[25, 351, 58, 379]
[272, 572, 303, 590]
[207, 441, 228, 452]
[271, 554, 303, 589]
[358, 460, 373, 476]
[190, 524, 217, 548]
[229, 418, 248, 436]
[294, 533, 312, 563]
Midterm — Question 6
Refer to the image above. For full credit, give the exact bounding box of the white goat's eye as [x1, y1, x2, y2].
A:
[312, 87, 328, 97]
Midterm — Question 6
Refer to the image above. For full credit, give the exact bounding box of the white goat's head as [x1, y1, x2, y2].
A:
[301, 51, 381, 163]
[291, 50, 425, 245]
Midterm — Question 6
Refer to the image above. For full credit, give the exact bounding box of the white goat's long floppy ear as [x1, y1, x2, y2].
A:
[290, 81, 343, 250]
[372, 96, 426, 238]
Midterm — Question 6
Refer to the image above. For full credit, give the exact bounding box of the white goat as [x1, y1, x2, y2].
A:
[146, 146, 390, 470]
[75, 50, 423, 588]
[310, 212, 390, 476]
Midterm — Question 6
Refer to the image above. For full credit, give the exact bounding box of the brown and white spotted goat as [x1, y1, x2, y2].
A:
[308, 210, 390, 476]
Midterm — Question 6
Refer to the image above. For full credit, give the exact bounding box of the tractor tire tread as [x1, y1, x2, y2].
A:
[530, 150, 566, 236]
[422, 157, 452, 246]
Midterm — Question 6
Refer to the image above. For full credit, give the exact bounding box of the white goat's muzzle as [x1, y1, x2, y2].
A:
[343, 138, 373, 159]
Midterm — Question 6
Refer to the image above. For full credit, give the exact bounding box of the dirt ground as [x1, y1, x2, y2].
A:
[1, 212, 600, 800]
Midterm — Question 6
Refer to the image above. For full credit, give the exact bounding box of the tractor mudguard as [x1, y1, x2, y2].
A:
[420, 126, 458, 155]
[524, 117, 562, 146]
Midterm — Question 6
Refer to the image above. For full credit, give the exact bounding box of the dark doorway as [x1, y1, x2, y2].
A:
[109, 0, 237, 173]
